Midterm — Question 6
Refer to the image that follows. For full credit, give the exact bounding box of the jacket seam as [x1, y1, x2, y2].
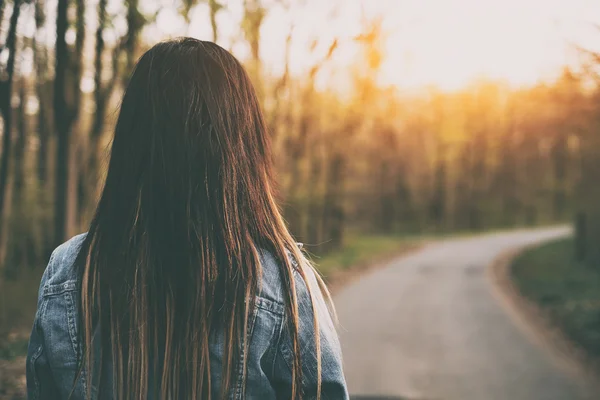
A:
[65, 292, 80, 357]
[234, 302, 260, 399]
[42, 281, 78, 297]
[255, 296, 284, 316]
[271, 306, 286, 379]
[29, 344, 43, 400]
[29, 297, 49, 400]
[277, 316, 295, 374]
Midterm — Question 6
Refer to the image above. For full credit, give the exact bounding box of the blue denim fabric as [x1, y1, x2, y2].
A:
[26, 234, 348, 399]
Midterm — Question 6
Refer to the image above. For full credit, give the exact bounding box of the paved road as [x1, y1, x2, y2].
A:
[335, 227, 599, 400]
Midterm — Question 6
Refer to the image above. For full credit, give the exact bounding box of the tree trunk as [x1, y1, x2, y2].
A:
[54, 0, 70, 245]
[54, 0, 85, 245]
[122, 0, 141, 85]
[497, 103, 520, 227]
[305, 142, 324, 245]
[322, 152, 345, 252]
[577, 124, 600, 268]
[37, 82, 52, 185]
[79, 0, 108, 221]
[552, 132, 568, 220]
[208, 0, 222, 42]
[469, 132, 487, 230]
[394, 163, 412, 232]
[0, 2, 5, 29]
[0, 168, 13, 274]
[34, 0, 52, 185]
[429, 158, 446, 231]
[6, 82, 30, 273]
[574, 211, 586, 263]
[0, 0, 22, 266]
[242, 0, 265, 98]
[13, 84, 27, 206]
[378, 159, 394, 233]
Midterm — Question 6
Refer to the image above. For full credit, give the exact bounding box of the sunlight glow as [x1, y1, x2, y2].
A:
[375, 0, 600, 90]
[155, 0, 600, 91]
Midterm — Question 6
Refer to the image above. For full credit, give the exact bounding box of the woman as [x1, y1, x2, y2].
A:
[26, 38, 347, 400]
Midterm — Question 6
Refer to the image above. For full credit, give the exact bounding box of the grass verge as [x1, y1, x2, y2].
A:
[311, 234, 425, 291]
[511, 238, 600, 365]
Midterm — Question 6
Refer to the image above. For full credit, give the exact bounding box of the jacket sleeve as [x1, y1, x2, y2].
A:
[272, 267, 348, 400]
[26, 251, 61, 400]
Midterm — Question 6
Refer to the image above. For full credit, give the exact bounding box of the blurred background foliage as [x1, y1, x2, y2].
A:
[1, 0, 600, 380]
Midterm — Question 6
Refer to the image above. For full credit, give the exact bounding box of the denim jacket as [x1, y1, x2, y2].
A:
[26, 233, 348, 399]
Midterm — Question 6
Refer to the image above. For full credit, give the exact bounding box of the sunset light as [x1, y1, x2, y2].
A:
[151, 0, 600, 91]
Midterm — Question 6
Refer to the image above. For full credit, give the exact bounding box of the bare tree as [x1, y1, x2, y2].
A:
[496, 97, 521, 227]
[242, 0, 265, 96]
[53, 0, 85, 245]
[34, 0, 52, 185]
[0, 0, 23, 264]
[208, 0, 223, 42]
[123, 0, 142, 82]
[79, 0, 113, 218]
[0, 2, 5, 28]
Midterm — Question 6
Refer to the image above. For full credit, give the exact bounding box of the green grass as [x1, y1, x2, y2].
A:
[310, 226, 562, 277]
[511, 238, 600, 361]
[312, 234, 423, 276]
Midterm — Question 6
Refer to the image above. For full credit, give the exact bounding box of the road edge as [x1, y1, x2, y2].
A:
[487, 244, 600, 390]
[326, 242, 426, 295]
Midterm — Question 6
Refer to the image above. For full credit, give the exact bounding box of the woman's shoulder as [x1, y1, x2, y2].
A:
[256, 245, 316, 309]
[256, 248, 289, 310]
[39, 236, 310, 304]
[40, 233, 87, 296]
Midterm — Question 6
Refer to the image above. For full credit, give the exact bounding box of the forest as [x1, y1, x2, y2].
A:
[0, 0, 600, 347]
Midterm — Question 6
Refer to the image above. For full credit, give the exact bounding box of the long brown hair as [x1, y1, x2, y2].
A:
[75, 38, 333, 399]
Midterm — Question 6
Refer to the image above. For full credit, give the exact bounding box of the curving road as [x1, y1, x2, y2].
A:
[335, 227, 599, 400]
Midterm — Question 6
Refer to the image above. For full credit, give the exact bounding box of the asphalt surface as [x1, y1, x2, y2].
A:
[335, 227, 599, 400]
